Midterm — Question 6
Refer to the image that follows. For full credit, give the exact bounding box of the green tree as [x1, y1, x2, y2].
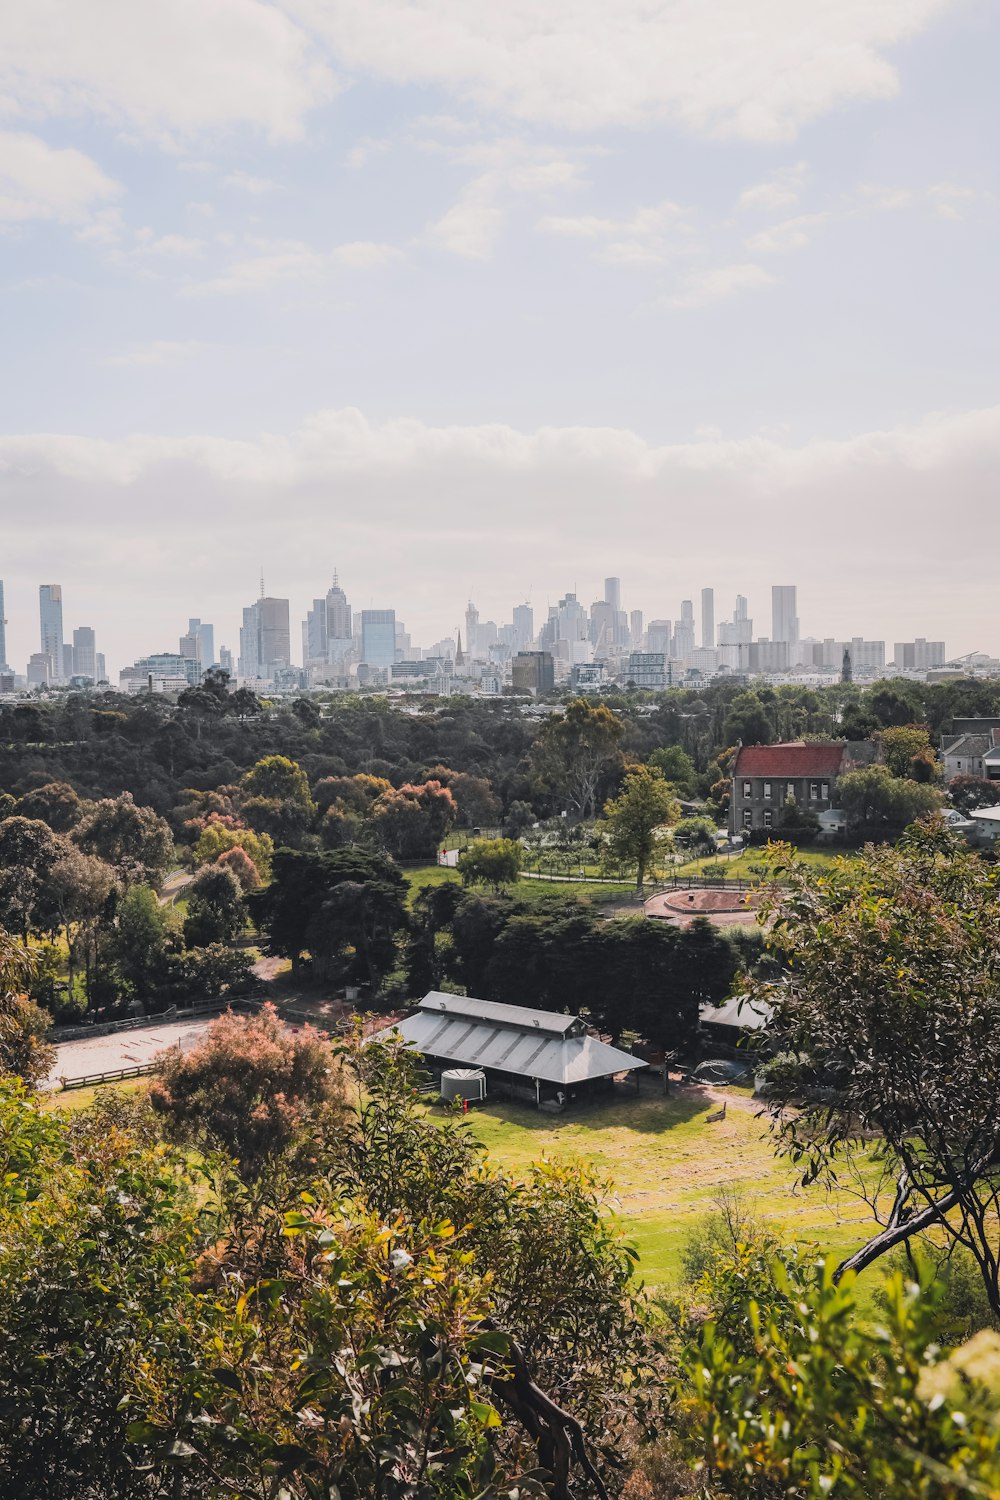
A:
[752, 826, 1000, 1313]
[530, 698, 625, 819]
[251, 847, 408, 976]
[838, 763, 944, 835]
[600, 766, 680, 890]
[75, 792, 174, 887]
[648, 744, 697, 795]
[0, 935, 53, 1087]
[182, 864, 245, 947]
[113, 885, 172, 1001]
[368, 779, 457, 860]
[193, 821, 273, 879]
[877, 723, 938, 779]
[0, 816, 65, 940]
[14, 781, 84, 832]
[458, 837, 524, 892]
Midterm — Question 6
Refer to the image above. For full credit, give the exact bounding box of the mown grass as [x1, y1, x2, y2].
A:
[403, 864, 642, 911]
[464, 1089, 881, 1292]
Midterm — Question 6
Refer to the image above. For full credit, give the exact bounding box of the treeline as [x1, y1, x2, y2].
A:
[1, 671, 998, 821]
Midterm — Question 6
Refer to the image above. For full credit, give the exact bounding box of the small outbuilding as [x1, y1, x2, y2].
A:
[391, 991, 647, 1109]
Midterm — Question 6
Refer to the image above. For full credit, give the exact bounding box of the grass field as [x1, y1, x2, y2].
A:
[464, 1089, 879, 1290]
[403, 864, 643, 910]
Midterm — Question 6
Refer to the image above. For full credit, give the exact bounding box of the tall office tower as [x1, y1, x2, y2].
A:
[326, 573, 352, 644]
[0, 580, 7, 668]
[604, 577, 621, 612]
[465, 600, 480, 660]
[303, 599, 328, 664]
[672, 618, 695, 659]
[589, 599, 614, 650]
[681, 599, 694, 626]
[361, 609, 397, 668]
[630, 610, 644, 648]
[771, 585, 799, 646]
[512, 603, 533, 651]
[72, 626, 97, 681]
[39, 584, 64, 680]
[701, 588, 715, 650]
[239, 596, 291, 680]
[187, 619, 214, 670]
[647, 619, 671, 654]
[556, 592, 588, 641]
[219, 646, 234, 676]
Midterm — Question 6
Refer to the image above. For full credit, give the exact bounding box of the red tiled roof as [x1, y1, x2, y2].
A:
[734, 742, 846, 778]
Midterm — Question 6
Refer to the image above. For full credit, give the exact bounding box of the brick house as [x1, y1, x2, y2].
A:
[728, 741, 873, 836]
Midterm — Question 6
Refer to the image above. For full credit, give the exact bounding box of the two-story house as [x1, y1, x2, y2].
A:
[940, 722, 1000, 782]
[728, 741, 871, 836]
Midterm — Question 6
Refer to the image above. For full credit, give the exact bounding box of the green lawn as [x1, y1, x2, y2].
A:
[404, 864, 642, 911]
[464, 1089, 880, 1290]
[670, 846, 844, 880]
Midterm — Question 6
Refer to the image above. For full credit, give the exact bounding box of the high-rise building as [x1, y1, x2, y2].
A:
[673, 601, 695, 660]
[303, 599, 328, 665]
[604, 577, 621, 612]
[326, 574, 352, 645]
[512, 651, 555, 695]
[894, 639, 946, 671]
[239, 596, 291, 680]
[589, 599, 615, 651]
[95, 653, 107, 683]
[465, 601, 480, 660]
[630, 610, 644, 649]
[219, 646, 234, 676]
[72, 626, 97, 681]
[772, 585, 799, 646]
[512, 603, 534, 651]
[39, 585, 64, 680]
[361, 609, 397, 668]
[701, 588, 715, 650]
[0, 580, 7, 669]
[179, 619, 213, 673]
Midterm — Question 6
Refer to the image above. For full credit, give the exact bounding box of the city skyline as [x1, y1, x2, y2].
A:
[0, 3, 996, 672]
[0, 567, 964, 684]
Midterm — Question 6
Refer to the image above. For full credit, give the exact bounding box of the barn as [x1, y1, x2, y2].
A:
[391, 991, 647, 1110]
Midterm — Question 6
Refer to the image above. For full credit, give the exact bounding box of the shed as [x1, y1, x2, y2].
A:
[699, 995, 772, 1056]
[391, 991, 647, 1109]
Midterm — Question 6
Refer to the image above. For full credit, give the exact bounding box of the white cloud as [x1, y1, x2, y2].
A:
[424, 175, 503, 259]
[184, 236, 401, 294]
[223, 170, 278, 194]
[133, 230, 205, 257]
[0, 0, 334, 143]
[668, 262, 775, 308]
[288, 0, 953, 141]
[745, 212, 830, 255]
[0, 130, 119, 223]
[102, 340, 209, 367]
[738, 162, 809, 212]
[0, 399, 995, 666]
[538, 198, 690, 266]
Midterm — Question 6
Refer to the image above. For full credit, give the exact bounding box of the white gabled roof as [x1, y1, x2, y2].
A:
[699, 995, 772, 1031]
[389, 991, 646, 1086]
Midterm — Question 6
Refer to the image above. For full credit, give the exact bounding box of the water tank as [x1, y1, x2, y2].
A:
[440, 1068, 486, 1103]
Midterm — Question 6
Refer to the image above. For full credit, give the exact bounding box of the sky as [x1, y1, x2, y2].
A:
[1, 0, 998, 673]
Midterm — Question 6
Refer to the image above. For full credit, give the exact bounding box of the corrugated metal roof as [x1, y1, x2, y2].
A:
[391, 1004, 646, 1085]
[418, 991, 583, 1037]
[699, 995, 772, 1031]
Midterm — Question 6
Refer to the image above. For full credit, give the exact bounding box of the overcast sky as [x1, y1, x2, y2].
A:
[1, 0, 998, 672]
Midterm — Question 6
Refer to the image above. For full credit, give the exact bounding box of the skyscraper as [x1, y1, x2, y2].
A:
[180, 619, 214, 672]
[701, 588, 715, 650]
[238, 596, 291, 680]
[465, 601, 480, 660]
[0, 581, 7, 669]
[361, 609, 397, 668]
[772, 585, 800, 646]
[512, 603, 533, 651]
[39, 584, 64, 680]
[604, 577, 621, 611]
[72, 626, 97, 682]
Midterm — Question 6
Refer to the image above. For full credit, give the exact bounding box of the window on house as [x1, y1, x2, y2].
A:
[763, 782, 772, 799]
[821, 782, 830, 799]
[763, 809, 773, 828]
[787, 782, 795, 798]
[809, 781, 819, 799]
[957, 761, 963, 770]
[743, 782, 751, 798]
[743, 809, 753, 828]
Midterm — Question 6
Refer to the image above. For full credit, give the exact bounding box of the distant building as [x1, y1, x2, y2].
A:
[72, 626, 97, 682]
[0, 580, 7, 669]
[27, 652, 52, 687]
[627, 651, 667, 690]
[729, 741, 875, 835]
[180, 618, 214, 672]
[512, 603, 534, 651]
[747, 640, 789, 672]
[701, 587, 715, 650]
[604, 577, 621, 612]
[941, 730, 999, 781]
[239, 596, 291, 680]
[119, 652, 200, 693]
[512, 651, 555, 695]
[771, 585, 799, 647]
[572, 661, 606, 692]
[361, 609, 397, 668]
[39, 585, 64, 682]
[894, 639, 946, 671]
